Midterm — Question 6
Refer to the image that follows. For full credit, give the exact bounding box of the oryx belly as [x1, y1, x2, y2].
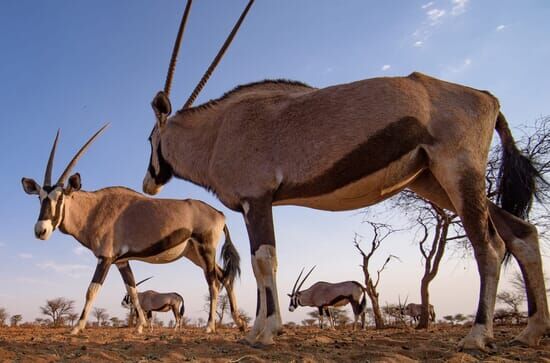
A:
[135, 239, 190, 264]
[274, 149, 426, 211]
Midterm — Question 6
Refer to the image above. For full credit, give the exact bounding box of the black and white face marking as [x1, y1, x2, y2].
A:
[121, 294, 133, 309]
[143, 125, 173, 195]
[36, 185, 65, 240]
[288, 293, 299, 312]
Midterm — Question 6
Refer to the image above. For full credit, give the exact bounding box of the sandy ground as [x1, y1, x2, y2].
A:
[0, 324, 549, 362]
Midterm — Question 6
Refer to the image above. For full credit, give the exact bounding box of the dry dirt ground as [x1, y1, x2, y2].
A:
[0, 324, 549, 362]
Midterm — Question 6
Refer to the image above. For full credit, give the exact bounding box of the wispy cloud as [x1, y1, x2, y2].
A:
[381, 64, 391, 71]
[37, 261, 92, 278]
[18, 253, 33, 259]
[414, 40, 424, 47]
[496, 24, 506, 31]
[447, 57, 472, 73]
[451, 0, 469, 16]
[421, 1, 434, 9]
[427, 8, 446, 25]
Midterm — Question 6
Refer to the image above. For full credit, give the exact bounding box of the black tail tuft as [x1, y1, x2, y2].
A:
[221, 225, 241, 286]
[180, 299, 185, 318]
[359, 292, 367, 314]
[496, 112, 542, 219]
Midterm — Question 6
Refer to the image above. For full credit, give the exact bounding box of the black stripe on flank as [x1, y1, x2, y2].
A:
[275, 116, 434, 201]
[326, 295, 351, 307]
[266, 287, 275, 317]
[116, 228, 191, 260]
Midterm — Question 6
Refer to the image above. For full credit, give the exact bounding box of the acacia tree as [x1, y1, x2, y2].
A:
[92, 307, 109, 326]
[67, 313, 79, 327]
[354, 223, 400, 329]
[203, 293, 230, 326]
[40, 297, 75, 327]
[10, 315, 22, 327]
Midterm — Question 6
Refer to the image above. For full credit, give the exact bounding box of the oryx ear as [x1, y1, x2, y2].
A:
[66, 173, 82, 193]
[21, 178, 40, 195]
[151, 91, 172, 126]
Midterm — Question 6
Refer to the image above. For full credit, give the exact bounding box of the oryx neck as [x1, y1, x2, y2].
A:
[58, 190, 100, 249]
[163, 110, 219, 191]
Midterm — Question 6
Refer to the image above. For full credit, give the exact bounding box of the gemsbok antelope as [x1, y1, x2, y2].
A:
[400, 302, 436, 324]
[21, 126, 244, 334]
[141, 0, 549, 349]
[287, 267, 367, 330]
[121, 277, 186, 331]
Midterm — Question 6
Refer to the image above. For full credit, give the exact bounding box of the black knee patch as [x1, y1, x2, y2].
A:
[266, 287, 275, 317]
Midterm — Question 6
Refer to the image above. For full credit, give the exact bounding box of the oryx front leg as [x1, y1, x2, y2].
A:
[117, 262, 147, 333]
[243, 199, 282, 346]
[71, 258, 111, 335]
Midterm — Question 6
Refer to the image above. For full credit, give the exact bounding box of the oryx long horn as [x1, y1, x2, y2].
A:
[291, 267, 305, 295]
[56, 124, 109, 185]
[43, 129, 60, 187]
[296, 265, 316, 293]
[136, 276, 153, 287]
[182, 0, 254, 109]
[164, 0, 193, 97]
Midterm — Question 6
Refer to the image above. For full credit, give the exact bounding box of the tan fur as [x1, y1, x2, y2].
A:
[145, 73, 549, 347]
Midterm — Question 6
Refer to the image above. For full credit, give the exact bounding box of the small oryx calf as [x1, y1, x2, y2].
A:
[287, 267, 367, 330]
[21, 126, 244, 335]
[401, 303, 436, 323]
[121, 278, 185, 331]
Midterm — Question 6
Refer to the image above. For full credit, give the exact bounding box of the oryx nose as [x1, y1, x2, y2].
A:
[34, 221, 51, 240]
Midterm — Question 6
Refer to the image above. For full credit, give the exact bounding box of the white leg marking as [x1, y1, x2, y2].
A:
[71, 282, 101, 335]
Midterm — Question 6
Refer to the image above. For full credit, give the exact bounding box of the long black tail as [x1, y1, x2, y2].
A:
[221, 225, 241, 286]
[359, 290, 367, 314]
[495, 112, 541, 219]
[178, 295, 185, 318]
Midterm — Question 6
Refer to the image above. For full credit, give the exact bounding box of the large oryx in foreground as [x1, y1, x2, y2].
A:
[121, 278, 185, 331]
[21, 127, 244, 334]
[287, 267, 366, 330]
[401, 302, 436, 324]
[141, 0, 549, 349]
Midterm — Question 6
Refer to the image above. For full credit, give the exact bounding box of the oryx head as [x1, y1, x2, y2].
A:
[21, 125, 108, 240]
[143, 0, 254, 196]
[121, 276, 153, 309]
[287, 266, 316, 312]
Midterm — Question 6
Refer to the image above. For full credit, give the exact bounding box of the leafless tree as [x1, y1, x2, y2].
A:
[0, 307, 8, 327]
[67, 313, 79, 327]
[92, 307, 109, 326]
[203, 293, 230, 326]
[301, 318, 316, 327]
[10, 314, 22, 327]
[238, 309, 252, 328]
[354, 223, 400, 329]
[196, 317, 206, 328]
[330, 307, 350, 328]
[40, 297, 75, 327]
[110, 317, 122, 328]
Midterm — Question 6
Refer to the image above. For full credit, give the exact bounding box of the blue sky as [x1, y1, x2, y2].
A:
[1, 0, 549, 325]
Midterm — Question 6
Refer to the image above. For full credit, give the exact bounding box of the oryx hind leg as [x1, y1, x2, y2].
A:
[243, 198, 282, 346]
[202, 243, 221, 333]
[218, 266, 246, 331]
[71, 257, 112, 334]
[488, 202, 550, 346]
[116, 261, 147, 333]
[427, 157, 505, 351]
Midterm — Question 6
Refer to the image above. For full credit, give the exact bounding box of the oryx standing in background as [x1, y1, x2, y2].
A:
[401, 302, 436, 324]
[21, 126, 244, 335]
[141, 0, 549, 349]
[121, 277, 186, 331]
[287, 267, 367, 330]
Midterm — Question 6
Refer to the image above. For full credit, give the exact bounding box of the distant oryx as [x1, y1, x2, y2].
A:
[121, 278, 185, 331]
[401, 303, 436, 324]
[287, 267, 367, 330]
[142, 0, 549, 348]
[21, 126, 244, 335]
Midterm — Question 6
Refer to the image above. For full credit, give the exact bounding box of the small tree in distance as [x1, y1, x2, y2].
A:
[92, 307, 109, 326]
[40, 297, 75, 327]
[0, 307, 8, 326]
[10, 315, 23, 327]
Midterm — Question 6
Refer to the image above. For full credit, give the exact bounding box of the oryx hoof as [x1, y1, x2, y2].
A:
[512, 326, 546, 347]
[205, 325, 215, 334]
[458, 335, 496, 353]
[136, 325, 144, 334]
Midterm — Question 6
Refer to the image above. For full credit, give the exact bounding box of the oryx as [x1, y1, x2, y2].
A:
[142, 0, 549, 349]
[21, 126, 244, 335]
[400, 302, 436, 323]
[287, 267, 367, 330]
[121, 277, 186, 331]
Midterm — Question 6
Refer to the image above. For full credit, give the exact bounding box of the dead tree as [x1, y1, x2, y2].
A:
[354, 222, 400, 329]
